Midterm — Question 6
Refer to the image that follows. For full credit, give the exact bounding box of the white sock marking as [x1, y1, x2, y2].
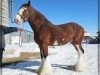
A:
[37, 56, 53, 75]
[75, 45, 85, 72]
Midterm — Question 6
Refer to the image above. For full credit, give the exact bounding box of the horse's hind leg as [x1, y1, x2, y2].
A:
[72, 42, 78, 51]
[79, 45, 84, 54]
[73, 44, 85, 72]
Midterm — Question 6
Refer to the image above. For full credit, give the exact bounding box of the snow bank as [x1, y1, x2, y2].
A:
[3, 42, 39, 58]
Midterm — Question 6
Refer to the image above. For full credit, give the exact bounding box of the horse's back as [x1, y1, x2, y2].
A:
[57, 22, 84, 31]
[63, 22, 85, 44]
[53, 22, 84, 36]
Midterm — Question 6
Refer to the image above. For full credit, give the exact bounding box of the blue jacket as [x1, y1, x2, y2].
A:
[0, 25, 18, 49]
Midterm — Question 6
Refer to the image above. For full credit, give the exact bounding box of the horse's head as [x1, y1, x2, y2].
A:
[14, 1, 31, 24]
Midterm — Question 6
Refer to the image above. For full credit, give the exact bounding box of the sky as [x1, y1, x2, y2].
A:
[9, 0, 98, 36]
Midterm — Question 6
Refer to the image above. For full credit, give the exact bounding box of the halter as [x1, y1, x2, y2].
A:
[17, 13, 27, 22]
[17, 13, 22, 19]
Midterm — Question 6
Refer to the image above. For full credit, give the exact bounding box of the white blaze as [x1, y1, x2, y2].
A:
[15, 7, 27, 24]
[18, 7, 25, 15]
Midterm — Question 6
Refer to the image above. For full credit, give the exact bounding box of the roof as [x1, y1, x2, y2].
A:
[84, 32, 91, 36]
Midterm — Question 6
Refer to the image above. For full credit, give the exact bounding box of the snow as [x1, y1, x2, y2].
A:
[5, 42, 39, 52]
[3, 42, 39, 58]
[1, 43, 98, 75]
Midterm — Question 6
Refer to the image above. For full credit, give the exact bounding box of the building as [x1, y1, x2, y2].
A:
[83, 32, 95, 44]
[0, 0, 9, 26]
[5, 30, 34, 44]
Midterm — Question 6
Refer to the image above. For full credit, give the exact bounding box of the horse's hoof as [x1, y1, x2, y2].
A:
[38, 71, 53, 75]
[37, 67, 53, 75]
[74, 64, 85, 72]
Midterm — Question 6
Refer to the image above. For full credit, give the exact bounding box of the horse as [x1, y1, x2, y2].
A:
[14, 1, 85, 75]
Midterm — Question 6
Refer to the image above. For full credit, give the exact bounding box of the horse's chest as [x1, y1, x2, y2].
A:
[34, 30, 50, 44]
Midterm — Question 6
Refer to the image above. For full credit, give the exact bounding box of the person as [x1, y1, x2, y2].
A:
[0, 25, 23, 67]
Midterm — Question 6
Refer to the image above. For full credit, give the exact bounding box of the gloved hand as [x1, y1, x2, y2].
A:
[18, 28, 24, 31]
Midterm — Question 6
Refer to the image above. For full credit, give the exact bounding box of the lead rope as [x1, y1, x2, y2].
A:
[19, 29, 23, 47]
[18, 24, 23, 47]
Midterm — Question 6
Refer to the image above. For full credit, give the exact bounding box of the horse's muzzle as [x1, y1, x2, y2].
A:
[14, 18, 22, 25]
[14, 14, 23, 25]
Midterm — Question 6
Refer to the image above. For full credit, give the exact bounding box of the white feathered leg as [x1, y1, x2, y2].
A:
[37, 58, 45, 73]
[37, 56, 53, 75]
[75, 45, 85, 72]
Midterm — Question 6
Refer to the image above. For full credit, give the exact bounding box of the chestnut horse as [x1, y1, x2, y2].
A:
[14, 1, 85, 75]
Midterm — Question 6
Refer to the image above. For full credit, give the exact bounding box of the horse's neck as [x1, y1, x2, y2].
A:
[28, 16, 38, 32]
[28, 8, 53, 32]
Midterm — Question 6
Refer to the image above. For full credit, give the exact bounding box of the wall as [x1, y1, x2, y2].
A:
[0, 0, 9, 26]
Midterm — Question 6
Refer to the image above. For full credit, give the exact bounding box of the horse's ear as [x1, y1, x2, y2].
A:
[35, 13, 44, 26]
[27, 0, 31, 6]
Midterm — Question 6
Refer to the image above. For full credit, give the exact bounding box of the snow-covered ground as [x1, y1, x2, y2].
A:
[1, 43, 98, 75]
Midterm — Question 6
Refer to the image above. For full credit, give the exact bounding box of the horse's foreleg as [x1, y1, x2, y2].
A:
[37, 44, 53, 75]
[74, 45, 85, 72]
[37, 48, 44, 73]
